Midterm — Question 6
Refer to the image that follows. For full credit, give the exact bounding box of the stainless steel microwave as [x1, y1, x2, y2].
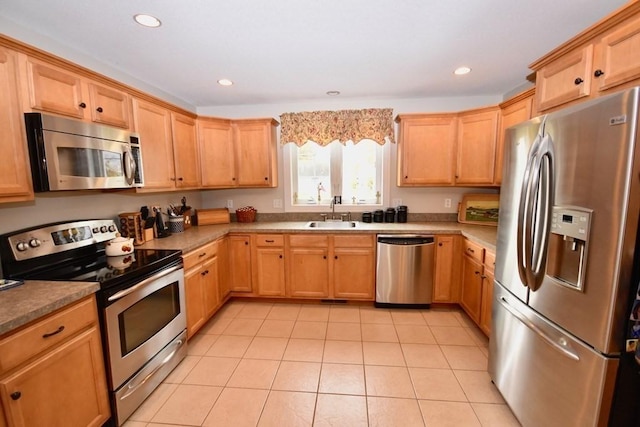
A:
[25, 113, 144, 192]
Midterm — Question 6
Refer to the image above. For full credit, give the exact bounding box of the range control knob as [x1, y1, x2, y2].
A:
[16, 242, 28, 252]
[29, 238, 41, 248]
[100, 226, 108, 233]
[108, 225, 116, 232]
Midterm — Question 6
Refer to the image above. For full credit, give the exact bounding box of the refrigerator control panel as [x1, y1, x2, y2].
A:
[551, 206, 592, 241]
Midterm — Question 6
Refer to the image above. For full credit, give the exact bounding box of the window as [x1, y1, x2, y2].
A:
[290, 139, 383, 206]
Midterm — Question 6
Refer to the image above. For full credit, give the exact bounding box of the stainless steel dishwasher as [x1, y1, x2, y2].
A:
[375, 235, 435, 308]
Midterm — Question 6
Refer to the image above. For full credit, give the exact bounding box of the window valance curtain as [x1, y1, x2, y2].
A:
[279, 108, 394, 146]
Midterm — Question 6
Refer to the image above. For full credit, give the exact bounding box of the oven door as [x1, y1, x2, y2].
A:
[104, 265, 186, 389]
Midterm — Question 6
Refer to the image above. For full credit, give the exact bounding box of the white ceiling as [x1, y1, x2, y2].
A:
[0, 0, 629, 108]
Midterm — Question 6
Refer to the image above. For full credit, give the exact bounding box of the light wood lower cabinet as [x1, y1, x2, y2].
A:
[459, 238, 496, 336]
[183, 240, 222, 338]
[460, 253, 483, 324]
[287, 235, 330, 298]
[228, 234, 253, 292]
[333, 235, 375, 300]
[479, 250, 496, 336]
[0, 295, 110, 427]
[253, 235, 286, 297]
[433, 235, 462, 303]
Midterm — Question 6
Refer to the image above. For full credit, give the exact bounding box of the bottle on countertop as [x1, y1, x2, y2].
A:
[373, 210, 384, 223]
[385, 208, 396, 223]
[396, 205, 408, 223]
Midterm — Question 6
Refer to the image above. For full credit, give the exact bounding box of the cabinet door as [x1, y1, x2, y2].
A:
[88, 82, 131, 128]
[535, 44, 593, 112]
[460, 255, 483, 323]
[496, 93, 533, 184]
[287, 248, 329, 298]
[184, 266, 206, 338]
[594, 15, 640, 93]
[202, 256, 220, 318]
[217, 237, 231, 301]
[198, 118, 236, 187]
[233, 119, 278, 187]
[0, 327, 110, 427]
[171, 113, 200, 188]
[456, 108, 499, 185]
[333, 248, 375, 300]
[25, 59, 86, 119]
[255, 247, 286, 296]
[132, 99, 176, 190]
[480, 269, 494, 336]
[397, 115, 457, 185]
[0, 47, 33, 202]
[433, 235, 460, 303]
[228, 235, 253, 292]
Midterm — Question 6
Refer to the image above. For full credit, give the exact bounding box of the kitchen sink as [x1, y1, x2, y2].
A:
[306, 221, 358, 229]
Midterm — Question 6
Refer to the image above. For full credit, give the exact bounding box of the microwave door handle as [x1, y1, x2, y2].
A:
[123, 150, 136, 185]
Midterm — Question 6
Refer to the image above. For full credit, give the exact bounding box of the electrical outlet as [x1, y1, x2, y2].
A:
[273, 199, 283, 208]
[392, 198, 402, 207]
[226, 199, 233, 209]
[444, 198, 452, 208]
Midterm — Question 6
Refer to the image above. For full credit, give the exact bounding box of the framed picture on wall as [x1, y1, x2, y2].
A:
[458, 194, 500, 226]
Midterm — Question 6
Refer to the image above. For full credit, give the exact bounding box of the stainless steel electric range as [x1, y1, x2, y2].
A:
[0, 219, 187, 426]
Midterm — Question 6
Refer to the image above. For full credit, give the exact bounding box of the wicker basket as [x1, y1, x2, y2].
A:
[236, 207, 257, 223]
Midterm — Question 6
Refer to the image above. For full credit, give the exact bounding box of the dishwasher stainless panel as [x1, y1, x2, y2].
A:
[375, 234, 435, 307]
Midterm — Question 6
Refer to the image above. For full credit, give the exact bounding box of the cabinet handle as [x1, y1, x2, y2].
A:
[467, 248, 475, 253]
[198, 252, 207, 258]
[96, 106, 103, 113]
[10, 391, 21, 400]
[481, 275, 487, 279]
[170, 177, 176, 181]
[574, 77, 584, 85]
[475, 271, 480, 275]
[594, 69, 604, 78]
[201, 269, 210, 276]
[42, 325, 65, 338]
[265, 239, 275, 243]
[78, 102, 86, 109]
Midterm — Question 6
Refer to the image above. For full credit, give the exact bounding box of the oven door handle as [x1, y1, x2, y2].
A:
[119, 337, 185, 400]
[107, 264, 182, 302]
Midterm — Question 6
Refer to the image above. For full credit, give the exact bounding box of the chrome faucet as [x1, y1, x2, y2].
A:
[329, 197, 337, 220]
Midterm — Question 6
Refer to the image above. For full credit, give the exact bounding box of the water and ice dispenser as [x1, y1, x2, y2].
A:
[547, 206, 592, 291]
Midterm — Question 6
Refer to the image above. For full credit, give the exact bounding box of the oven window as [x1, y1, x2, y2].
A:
[118, 281, 180, 356]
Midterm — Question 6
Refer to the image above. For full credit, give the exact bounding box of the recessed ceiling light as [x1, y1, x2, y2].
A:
[134, 14, 161, 28]
[218, 79, 234, 87]
[454, 66, 472, 75]
[326, 91, 340, 96]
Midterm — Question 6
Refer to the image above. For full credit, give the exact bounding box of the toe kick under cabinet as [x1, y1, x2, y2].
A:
[0, 295, 111, 427]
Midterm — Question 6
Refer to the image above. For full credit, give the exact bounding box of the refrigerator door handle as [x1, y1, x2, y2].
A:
[498, 295, 580, 361]
[528, 134, 555, 291]
[517, 131, 543, 289]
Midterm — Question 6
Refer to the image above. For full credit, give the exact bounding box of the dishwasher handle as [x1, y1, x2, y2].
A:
[377, 235, 434, 245]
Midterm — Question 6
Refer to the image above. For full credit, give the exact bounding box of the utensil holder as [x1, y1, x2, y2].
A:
[168, 217, 185, 233]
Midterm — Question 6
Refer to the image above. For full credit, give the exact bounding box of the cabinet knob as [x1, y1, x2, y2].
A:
[232, 177, 236, 181]
[78, 102, 87, 109]
[264, 177, 268, 181]
[279, 254, 283, 259]
[96, 107, 103, 113]
[178, 177, 184, 181]
[574, 77, 584, 85]
[323, 255, 327, 259]
[10, 391, 21, 400]
[404, 176, 408, 179]
[334, 255, 338, 259]
[475, 271, 480, 275]
[438, 243, 443, 247]
[594, 69, 604, 78]
[244, 241, 249, 245]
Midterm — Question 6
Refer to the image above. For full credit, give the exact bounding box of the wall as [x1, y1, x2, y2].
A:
[198, 96, 501, 215]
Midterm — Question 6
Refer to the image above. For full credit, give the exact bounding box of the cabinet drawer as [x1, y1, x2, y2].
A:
[183, 241, 218, 270]
[288, 234, 329, 247]
[0, 296, 97, 374]
[334, 234, 374, 248]
[463, 239, 484, 263]
[255, 234, 284, 246]
[484, 250, 496, 274]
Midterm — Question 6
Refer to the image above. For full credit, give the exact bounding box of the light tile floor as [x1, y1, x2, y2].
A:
[124, 301, 521, 427]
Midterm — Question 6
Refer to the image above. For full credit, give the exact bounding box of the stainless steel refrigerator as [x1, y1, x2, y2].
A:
[489, 87, 640, 426]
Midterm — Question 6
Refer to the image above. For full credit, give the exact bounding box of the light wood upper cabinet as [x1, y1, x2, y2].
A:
[233, 118, 279, 187]
[0, 47, 33, 203]
[198, 117, 235, 187]
[132, 98, 176, 191]
[593, 13, 640, 93]
[495, 89, 534, 185]
[171, 112, 200, 189]
[24, 58, 131, 128]
[455, 107, 499, 185]
[396, 114, 457, 186]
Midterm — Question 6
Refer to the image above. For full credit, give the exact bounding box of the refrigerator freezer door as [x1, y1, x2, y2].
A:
[495, 118, 542, 303]
[527, 89, 640, 355]
[489, 284, 618, 427]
